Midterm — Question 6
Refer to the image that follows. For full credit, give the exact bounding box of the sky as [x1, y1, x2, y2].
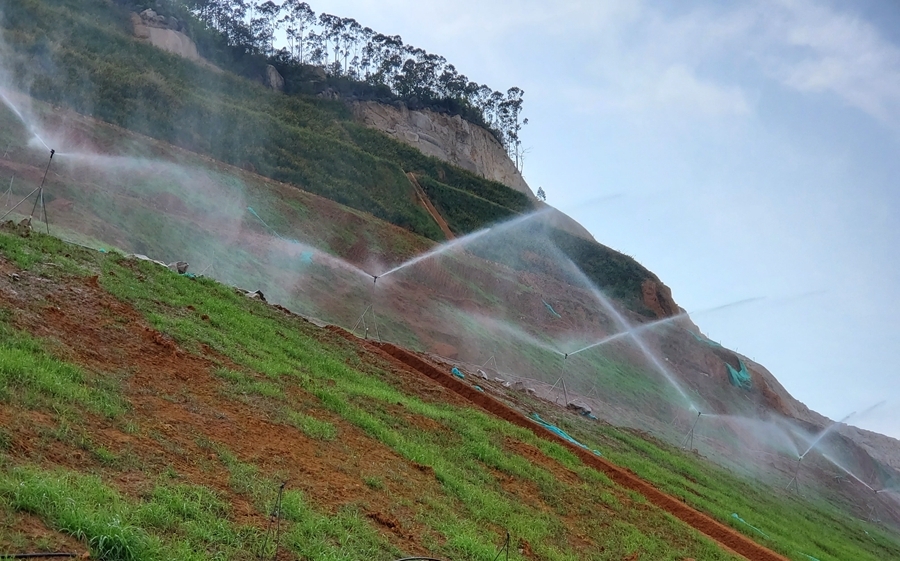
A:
[313, 0, 900, 439]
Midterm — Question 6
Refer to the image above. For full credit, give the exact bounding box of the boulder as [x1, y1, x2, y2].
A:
[17, 217, 32, 237]
[566, 401, 592, 415]
[265, 65, 285, 92]
[167, 261, 189, 274]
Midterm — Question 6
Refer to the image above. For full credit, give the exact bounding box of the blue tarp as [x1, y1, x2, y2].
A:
[542, 300, 562, 319]
[731, 513, 769, 538]
[531, 414, 601, 456]
[451, 367, 464, 379]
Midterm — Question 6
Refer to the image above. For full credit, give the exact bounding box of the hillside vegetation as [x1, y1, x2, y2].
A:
[0, 0, 667, 315]
[1, 230, 899, 561]
[1, 0, 531, 241]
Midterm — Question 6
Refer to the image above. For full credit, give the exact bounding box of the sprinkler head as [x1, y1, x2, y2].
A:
[49, 149, 55, 157]
[372, 275, 378, 284]
[697, 411, 703, 417]
[564, 353, 568, 360]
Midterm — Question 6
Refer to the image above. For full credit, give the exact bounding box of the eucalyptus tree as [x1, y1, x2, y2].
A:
[499, 87, 527, 170]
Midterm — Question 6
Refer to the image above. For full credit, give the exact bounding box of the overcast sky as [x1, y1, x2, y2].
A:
[311, 0, 900, 438]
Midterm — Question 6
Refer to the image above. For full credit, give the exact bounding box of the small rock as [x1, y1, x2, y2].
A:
[167, 261, 189, 274]
[17, 217, 31, 237]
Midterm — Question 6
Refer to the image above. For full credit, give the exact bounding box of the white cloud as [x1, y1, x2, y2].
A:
[766, 0, 900, 124]
[654, 64, 751, 115]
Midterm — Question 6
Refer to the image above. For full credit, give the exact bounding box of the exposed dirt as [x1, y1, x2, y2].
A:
[407, 172, 455, 240]
[0, 263, 446, 557]
[335, 334, 793, 561]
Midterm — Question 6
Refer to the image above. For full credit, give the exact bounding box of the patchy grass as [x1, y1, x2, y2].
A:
[1, 232, 898, 561]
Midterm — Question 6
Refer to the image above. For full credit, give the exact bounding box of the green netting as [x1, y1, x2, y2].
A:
[726, 360, 752, 390]
[690, 332, 752, 390]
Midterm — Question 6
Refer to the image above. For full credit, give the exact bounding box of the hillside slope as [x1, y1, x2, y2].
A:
[1, 230, 898, 561]
[1, 1, 900, 559]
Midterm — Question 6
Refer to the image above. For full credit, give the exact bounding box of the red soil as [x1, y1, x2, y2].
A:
[326, 326, 791, 561]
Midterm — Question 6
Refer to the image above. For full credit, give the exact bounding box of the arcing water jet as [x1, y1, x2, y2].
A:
[800, 411, 856, 459]
[555, 252, 700, 413]
[0, 88, 52, 151]
[566, 296, 762, 358]
[376, 208, 551, 280]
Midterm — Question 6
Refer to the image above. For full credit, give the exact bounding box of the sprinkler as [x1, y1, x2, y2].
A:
[785, 457, 803, 493]
[373, 275, 378, 284]
[0, 148, 55, 232]
[681, 411, 703, 451]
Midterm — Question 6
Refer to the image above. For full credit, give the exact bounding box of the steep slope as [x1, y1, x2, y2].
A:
[2, 230, 899, 561]
[1, 0, 900, 556]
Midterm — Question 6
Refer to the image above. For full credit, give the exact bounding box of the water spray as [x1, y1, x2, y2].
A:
[567, 296, 762, 359]
[376, 208, 552, 280]
[800, 411, 856, 459]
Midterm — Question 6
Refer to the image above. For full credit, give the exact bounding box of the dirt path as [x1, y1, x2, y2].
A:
[326, 326, 790, 561]
[407, 172, 455, 240]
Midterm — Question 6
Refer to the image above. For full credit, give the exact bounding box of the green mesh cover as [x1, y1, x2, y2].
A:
[726, 360, 752, 390]
[691, 332, 752, 390]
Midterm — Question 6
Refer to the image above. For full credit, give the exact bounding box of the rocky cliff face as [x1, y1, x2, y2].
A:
[351, 101, 596, 242]
[131, 10, 203, 63]
[351, 100, 532, 197]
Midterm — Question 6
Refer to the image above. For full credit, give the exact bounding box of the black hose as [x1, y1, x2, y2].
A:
[392, 558, 445, 561]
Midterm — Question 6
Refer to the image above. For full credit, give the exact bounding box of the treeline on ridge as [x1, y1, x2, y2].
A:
[119, 0, 529, 171]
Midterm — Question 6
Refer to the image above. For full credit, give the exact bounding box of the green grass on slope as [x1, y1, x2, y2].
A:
[0, 230, 740, 561]
[1, 0, 668, 315]
[535, 406, 900, 561]
[418, 175, 520, 234]
[97, 251, 736, 561]
[0, 0, 529, 242]
[4, 230, 900, 560]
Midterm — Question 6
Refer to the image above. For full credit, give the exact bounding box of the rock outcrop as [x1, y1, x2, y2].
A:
[265, 65, 285, 92]
[352, 100, 530, 197]
[131, 10, 219, 72]
[641, 278, 680, 318]
[351, 100, 595, 241]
